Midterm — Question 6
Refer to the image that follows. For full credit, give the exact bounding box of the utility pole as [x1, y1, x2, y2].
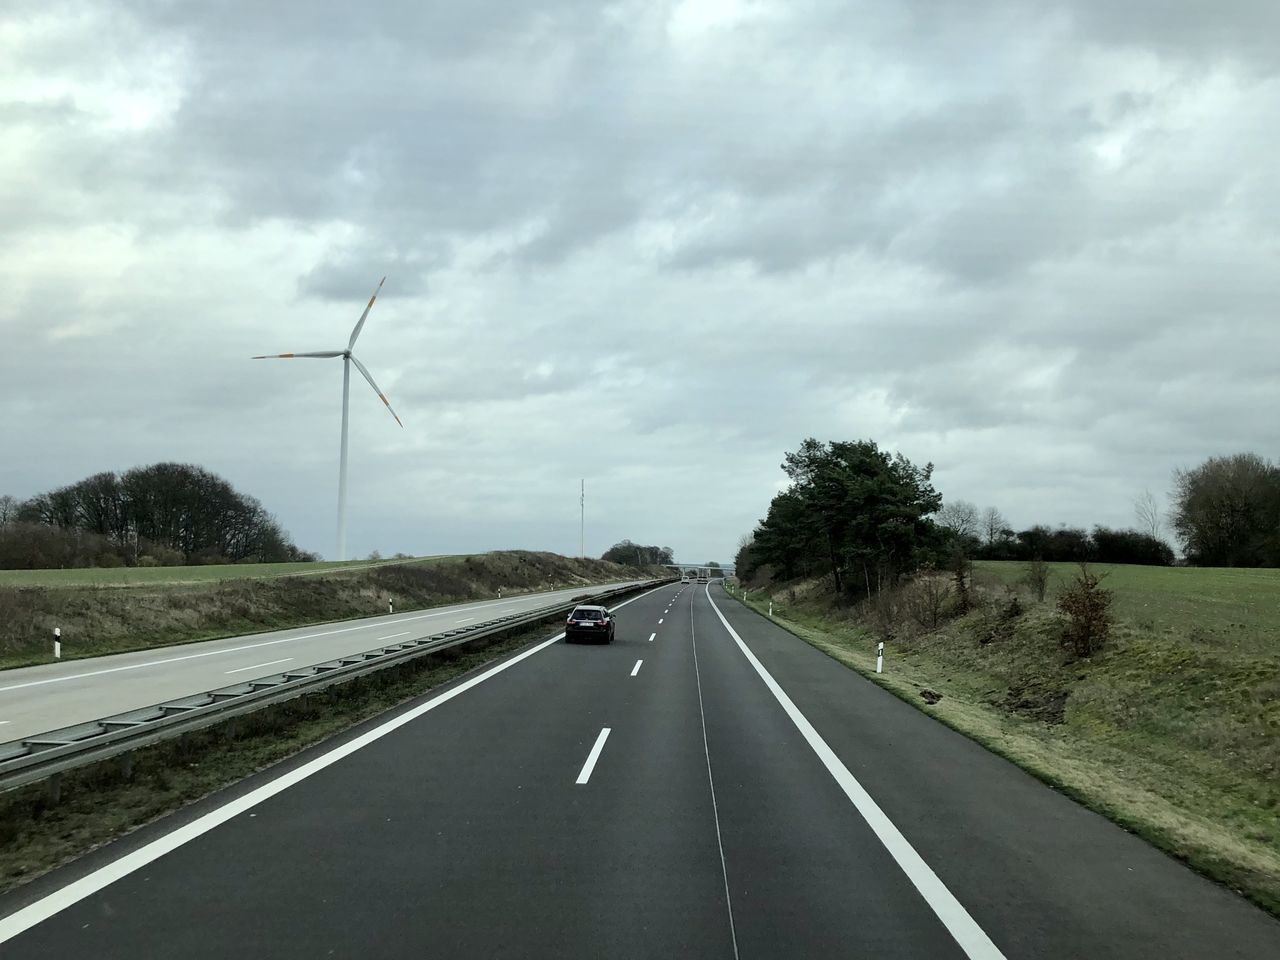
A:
[580, 479, 585, 559]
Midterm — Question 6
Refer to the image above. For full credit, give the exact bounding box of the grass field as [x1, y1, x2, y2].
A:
[734, 561, 1280, 917]
[976, 560, 1280, 643]
[0, 555, 462, 589]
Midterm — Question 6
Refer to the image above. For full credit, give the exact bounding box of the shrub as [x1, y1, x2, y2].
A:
[906, 569, 951, 629]
[1057, 564, 1113, 658]
[1024, 557, 1050, 602]
[950, 546, 972, 614]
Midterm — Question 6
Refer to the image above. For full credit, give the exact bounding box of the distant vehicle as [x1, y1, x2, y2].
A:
[681, 574, 690, 584]
[696, 575, 708, 584]
[565, 605, 615, 644]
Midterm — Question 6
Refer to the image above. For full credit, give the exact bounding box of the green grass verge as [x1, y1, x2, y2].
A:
[0, 554, 463, 589]
[724, 572, 1280, 919]
[0, 618, 562, 894]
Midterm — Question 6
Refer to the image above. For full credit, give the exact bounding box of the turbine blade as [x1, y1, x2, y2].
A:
[348, 276, 386, 350]
[251, 351, 343, 359]
[350, 355, 403, 427]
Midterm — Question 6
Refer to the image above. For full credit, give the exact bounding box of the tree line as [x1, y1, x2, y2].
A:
[601, 541, 674, 567]
[935, 500, 1174, 565]
[0, 463, 315, 569]
[736, 439, 1280, 596]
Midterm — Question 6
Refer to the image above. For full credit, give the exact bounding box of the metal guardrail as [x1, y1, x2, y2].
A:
[0, 580, 669, 794]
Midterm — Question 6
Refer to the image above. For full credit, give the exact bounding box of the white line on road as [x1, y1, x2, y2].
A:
[224, 658, 293, 676]
[658, 618, 664, 624]
[376, 632, 410, 642]
[704, 587, 1006, 960]
[630, 660, 643, 677]
[648, 633, 656, 643]
[575, 727, 612, 784]
[0, 583, 668, 946]
[455, 618, 474, 624]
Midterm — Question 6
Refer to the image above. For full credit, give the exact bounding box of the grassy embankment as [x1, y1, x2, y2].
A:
[0, 551, 651, 669]
[731, 561, 1280, 917]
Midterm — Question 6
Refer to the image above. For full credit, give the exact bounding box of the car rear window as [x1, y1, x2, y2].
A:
[571, 607, 603, 619]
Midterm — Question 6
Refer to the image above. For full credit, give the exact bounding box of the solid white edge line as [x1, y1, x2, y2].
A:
[224, 658, 293, 676]
[0, 583, 668, 944]
[630, 660, 643, 677]
[703, 586, 1006, 960]
[575, 727, 611, 784]
[375, 632, 410, 642]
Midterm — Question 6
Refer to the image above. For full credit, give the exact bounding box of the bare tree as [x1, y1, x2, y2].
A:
[0, 495, 16, 528]
[937, 500, 980, 540]
[981, 506, 1008, 545]
[1133, 489, 1162, 541]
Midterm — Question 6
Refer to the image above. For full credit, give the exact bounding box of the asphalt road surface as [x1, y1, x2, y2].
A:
[0, 581, 647, 743]
[1, 582, 1277, 958]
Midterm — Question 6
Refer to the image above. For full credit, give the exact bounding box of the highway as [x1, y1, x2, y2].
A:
[0, 581, 647, 744]
[2, 581, 1278, 958]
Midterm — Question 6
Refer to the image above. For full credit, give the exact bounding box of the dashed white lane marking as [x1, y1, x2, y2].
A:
[575, 727, 612, 784]
[455, 618, 474, 624]
[658, 618, 664, 624]
[631, 660, 643, 677]
[376, 632, 410, 642]
[648, 633, 656, 643]
[0, 583, 668, 945]
[224, 658, 293, 675]
[704, 587, 1006, 960]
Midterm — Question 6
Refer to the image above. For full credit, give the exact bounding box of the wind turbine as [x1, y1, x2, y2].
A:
[253, 277, 402, 561]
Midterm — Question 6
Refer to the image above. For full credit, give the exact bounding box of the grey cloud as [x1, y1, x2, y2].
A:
[4, 0, 1279, 560]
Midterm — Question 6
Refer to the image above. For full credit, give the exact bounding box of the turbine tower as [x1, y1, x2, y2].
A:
[253, 277, 402, 560]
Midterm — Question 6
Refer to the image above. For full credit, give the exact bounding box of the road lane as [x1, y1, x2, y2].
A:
[1, 582, 741, 958]
[2, 580, 1278, 959]
[702, 583, 1280, 960]
[0, 580, 646, 743]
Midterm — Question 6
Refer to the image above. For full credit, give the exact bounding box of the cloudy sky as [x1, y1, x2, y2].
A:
[3, 0, 1278, 562]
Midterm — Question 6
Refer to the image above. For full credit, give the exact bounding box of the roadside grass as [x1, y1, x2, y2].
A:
[0, 554, 462, 589]
[0, 618, 569, 895]
[727, 568, 1280, 919]
[0, 552, 649, 670]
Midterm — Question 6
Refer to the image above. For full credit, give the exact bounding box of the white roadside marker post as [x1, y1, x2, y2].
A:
[388, 597, 394, 614]
[53, 627, 61, 660]
[877, 641, 884, 674]
[769, 601, 773, 617]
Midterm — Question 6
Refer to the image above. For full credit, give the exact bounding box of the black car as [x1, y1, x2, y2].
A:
[565, 605, 615, 644]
